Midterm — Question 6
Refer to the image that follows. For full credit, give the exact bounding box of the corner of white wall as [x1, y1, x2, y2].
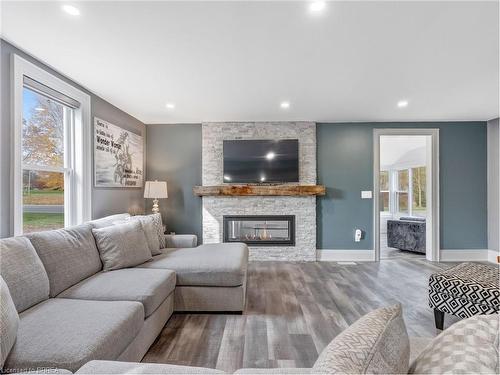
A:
[487, 118, 500, 256]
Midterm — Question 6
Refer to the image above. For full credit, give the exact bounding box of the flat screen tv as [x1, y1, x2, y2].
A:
[223, 139, 299, 183]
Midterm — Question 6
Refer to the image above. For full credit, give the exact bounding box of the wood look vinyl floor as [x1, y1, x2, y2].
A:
[380, 233, 426, 260]
[142, 259, 459, 372]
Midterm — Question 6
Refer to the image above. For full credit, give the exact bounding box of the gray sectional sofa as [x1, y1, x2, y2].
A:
[0, 213, 248, 373]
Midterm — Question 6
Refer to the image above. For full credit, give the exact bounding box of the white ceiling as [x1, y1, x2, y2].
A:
[1, 1, 498, 124]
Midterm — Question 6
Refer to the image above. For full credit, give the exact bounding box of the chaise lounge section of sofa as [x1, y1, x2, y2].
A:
[0, 213, 249, 373]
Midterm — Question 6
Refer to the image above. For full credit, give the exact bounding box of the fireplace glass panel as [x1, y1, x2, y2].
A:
[223, 215, 295, 246]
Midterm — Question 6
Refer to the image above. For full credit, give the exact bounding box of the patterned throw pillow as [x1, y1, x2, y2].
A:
[409, 314, 499, 374]
[149, 213, 166, 249]
[313, 304, 410, 374]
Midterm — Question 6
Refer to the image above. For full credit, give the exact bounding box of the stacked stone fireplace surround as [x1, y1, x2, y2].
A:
[202, 122, 317, 261]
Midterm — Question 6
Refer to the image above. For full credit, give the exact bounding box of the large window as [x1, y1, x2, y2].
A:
[22, 87, 70, 233]
[13, 55, 91, 235]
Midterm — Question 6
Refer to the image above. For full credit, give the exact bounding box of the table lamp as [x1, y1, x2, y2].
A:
[144, 180, 168, 214]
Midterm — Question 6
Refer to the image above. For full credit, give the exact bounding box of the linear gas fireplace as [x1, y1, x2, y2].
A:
[223, 215, 295, 246]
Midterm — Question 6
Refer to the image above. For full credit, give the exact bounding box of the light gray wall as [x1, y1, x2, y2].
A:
[487, 118, 499, 252]
[91, 97, 146, 220]
[0, 39, 146, 237]
[145, 124, 202, 240]
[317, 122, 488, 250]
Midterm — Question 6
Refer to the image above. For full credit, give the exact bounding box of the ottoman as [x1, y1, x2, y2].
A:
[429, 262, 499, 329]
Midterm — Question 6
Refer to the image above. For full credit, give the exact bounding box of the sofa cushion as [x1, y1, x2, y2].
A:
[0, 277, 19, 369]
[3, 298, 144, 373]
[313, 304, 410, 374]
[88, 213, 131, 229]
[93, 221, 153, 271]
[57, 268, 176, 317]
[137, 243, 248, 287]
[27, 224, 102, 297]
[76, 360, 226, 374]
[409, 314, 499, 374]
[0, 236, 50, 312]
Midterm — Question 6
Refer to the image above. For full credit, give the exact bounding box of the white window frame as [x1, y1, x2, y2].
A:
[11, 55, 91, 235]
[395, 168, 411, 216]
[379, 170, 391, 213]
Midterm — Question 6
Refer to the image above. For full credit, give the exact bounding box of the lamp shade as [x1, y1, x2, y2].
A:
[144, 181, 168, 199]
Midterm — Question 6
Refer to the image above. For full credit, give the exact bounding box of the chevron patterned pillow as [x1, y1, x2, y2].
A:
[409, 314, 499, 374]
[313, 303, 410, 374]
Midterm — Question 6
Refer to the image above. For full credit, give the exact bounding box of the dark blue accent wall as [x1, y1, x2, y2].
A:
[317, 122, 488, 250]
[146, 124, 203, 241]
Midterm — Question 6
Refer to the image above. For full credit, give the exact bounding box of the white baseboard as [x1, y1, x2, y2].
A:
[440, 249, 492, 262]
[317, 249, 498, 263]
[317, 249, 374, 262]
[488, 249, 499, 264]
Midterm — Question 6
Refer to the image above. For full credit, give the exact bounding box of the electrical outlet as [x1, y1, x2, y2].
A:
[354, 229, 362, 242]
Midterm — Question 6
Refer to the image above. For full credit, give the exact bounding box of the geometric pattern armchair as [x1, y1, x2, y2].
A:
[429, 262, 499, 329]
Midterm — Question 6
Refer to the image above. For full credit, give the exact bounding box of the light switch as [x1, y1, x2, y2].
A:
[361, 191, 372, 199]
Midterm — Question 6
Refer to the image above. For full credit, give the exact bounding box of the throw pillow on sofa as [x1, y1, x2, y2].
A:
[92, 220, 152, 271]
[149, 213, 166, 249]
[409, 314, 499, 374]
[126, 215, 162, 255]
[0, 236, 50, 312]
[27, 224, 102, 297]
[312, 303, 410, 374]
[88, 213, 131, 229]
[0, 276, 19, 369]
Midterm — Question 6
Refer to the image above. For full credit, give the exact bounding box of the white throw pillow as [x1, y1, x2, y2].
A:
[0, 276, 19, 368]
[92, 221, 153, 271]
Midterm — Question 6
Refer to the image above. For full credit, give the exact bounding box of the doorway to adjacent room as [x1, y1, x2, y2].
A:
[374, 129, 440, 261]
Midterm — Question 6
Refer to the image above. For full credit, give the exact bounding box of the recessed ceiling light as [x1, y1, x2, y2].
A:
[280, 101, 290, 109]
[166, 103, 175, 110]
[397, 100, 409, 108]
[62, 5, 80, 16]
[266, 152, 276, 160]
[309, 1, 326, 13]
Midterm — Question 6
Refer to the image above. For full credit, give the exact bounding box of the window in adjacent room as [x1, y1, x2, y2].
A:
[411, 166, 427, 216]
[396, 169, 409, 214]
[379, 170, 390, 212]
[13, 55, 91, 235]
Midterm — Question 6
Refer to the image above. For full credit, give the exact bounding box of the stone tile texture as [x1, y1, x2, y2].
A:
[202, 122, 317, 261]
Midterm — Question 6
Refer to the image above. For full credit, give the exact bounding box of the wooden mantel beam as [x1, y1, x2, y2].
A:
[193, 184, 326, 197]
